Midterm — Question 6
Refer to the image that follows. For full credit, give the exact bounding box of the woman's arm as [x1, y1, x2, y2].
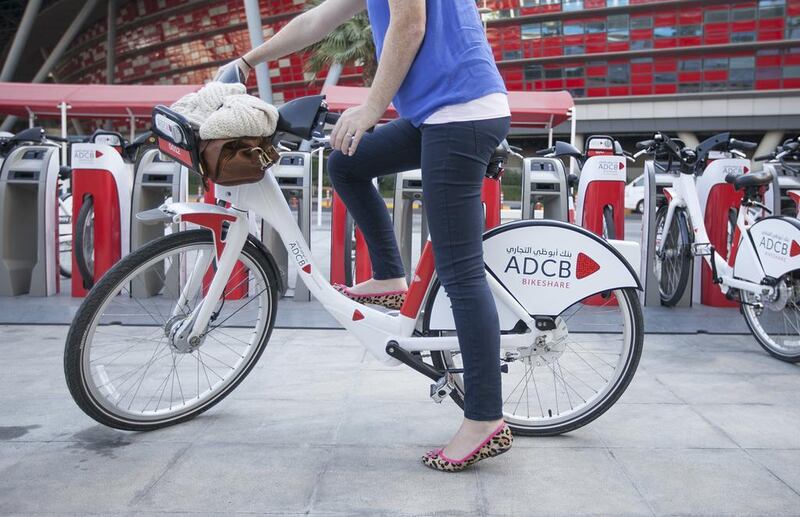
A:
[242, 0, 366, 70]
[331, 0, 426, 155]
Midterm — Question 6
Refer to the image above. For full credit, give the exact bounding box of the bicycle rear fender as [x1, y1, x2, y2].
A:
[734, 216, 800, 283]
[428, 220, 641, 330]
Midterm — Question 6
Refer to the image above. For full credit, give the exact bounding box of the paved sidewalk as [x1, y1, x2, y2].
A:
[1, 325, 799, 516]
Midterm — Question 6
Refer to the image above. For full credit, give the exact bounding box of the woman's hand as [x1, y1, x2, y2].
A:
[214, 58, 251, 83]
[330, 104, 382, 156]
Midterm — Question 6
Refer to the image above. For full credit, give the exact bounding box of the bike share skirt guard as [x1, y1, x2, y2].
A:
[428, 220, 641, 331]
[734, 216, 800, 284]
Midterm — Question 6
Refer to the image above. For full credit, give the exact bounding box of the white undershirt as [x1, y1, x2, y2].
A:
[423, 93, 511, 125]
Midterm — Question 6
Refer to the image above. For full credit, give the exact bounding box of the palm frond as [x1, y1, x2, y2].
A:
[303, 0, 376, 85]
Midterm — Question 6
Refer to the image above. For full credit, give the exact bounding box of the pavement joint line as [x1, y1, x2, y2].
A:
[304, 352, 361, 515]
[605, 448, 658, 517]
[473, 457, 490, 517]
[740, 447, 800, 501]
[128, 442, 194, 508]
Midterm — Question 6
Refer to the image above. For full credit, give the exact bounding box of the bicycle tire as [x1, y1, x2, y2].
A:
[602, 205, 616, 240]
[655, 205, 691, 306]
[741, 273, 800, 363]
[426, 283, 644, 436]
[74, 196, 95, 289]
[64, 229, 279, 431]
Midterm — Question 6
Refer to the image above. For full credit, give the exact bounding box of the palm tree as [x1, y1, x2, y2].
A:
[304, 0, 376, 86]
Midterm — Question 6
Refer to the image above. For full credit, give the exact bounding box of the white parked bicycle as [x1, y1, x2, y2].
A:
[644, 132, 800, 362]
[64, 79, 645, 435]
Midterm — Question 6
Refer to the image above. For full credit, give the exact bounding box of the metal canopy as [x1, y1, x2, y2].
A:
[0, 81, 202, 118]
[321, 85, 575, 129]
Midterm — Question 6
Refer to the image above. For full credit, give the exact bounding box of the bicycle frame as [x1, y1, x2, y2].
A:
[656, 171, 773, 298]
[159, 170, 539, 366]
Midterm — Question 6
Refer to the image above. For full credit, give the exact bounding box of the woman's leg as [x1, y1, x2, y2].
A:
[420, 117, 510, 456]
[327, 118, 422, 287]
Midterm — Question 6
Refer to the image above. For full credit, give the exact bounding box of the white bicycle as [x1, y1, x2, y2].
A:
[64, 89, 644, 435]
[644, 132, 800, 362]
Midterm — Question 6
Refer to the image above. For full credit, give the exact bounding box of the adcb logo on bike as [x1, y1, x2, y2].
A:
[72, 149, 103, 165]
[757, 230, 800, 262]
[502, 246, 601, 289]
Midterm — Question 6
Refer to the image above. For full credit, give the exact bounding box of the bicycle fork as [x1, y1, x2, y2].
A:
[170, 211, 250, 352]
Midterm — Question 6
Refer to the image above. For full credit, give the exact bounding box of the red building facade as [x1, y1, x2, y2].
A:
[56, 0, 800, 103]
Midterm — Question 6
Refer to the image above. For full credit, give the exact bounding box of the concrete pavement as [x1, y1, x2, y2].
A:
[1, 325, 800, 515]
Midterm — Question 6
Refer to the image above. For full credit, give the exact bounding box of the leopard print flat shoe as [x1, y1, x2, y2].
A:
[421, 423, 513, 472]
[332, 284, 407, 310]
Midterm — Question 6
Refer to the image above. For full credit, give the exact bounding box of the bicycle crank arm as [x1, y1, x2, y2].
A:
[385, 341, 443, 383]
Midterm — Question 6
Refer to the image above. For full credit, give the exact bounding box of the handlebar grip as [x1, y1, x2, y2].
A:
[754, 154, 774, 162]
[535, 147, 553, 156]
[216, 64, 245, 85]
[636, 140, 655, 150]
[324, 112, 341, 125]
[730, 138, 758, 151]
[509, 145, 523, 153]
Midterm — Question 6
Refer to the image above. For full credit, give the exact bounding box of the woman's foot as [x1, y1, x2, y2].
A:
[443, 418, 505, 459]
[422, 419, 513, 472]
[347, 277, 407, 295]
[332, 277, 408, 310]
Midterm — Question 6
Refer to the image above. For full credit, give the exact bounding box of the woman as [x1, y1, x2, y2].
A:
[221, 0, 512, 471]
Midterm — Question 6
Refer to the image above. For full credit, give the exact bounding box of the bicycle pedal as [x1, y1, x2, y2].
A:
[430, 376, 454, 403]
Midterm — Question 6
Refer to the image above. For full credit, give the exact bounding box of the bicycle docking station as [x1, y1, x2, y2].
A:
[261, 150, 313, 301]
[764, 160, 800, 216]
[70, 140, 133, 297]
[692, 155, 750, 307]
[575, 136, 627, 239]
[130, 148, 188, 297]
[640, 160, 693, 307]
[521, 157, 569, 222]
[393, 169, 428, 283]
[0, 141, 61, 296]
[330, 193, 372, 289]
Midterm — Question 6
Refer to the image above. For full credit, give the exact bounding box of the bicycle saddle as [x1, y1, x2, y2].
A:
[725, 170, 773, 190]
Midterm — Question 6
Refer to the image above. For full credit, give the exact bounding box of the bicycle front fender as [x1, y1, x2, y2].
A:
[734, 216, 800, 283]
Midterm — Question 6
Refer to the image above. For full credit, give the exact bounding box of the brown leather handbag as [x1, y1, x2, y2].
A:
[198, 136, 280, 189]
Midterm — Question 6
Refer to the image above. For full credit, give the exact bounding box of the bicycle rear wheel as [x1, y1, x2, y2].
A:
[741, 272, 800, 363]
[654, 205, 691, 306]
[602, 205, 616, 240]
[64, 229, 279, 431]
[426, 285, 643, 436]
[75, 197, 95, 288]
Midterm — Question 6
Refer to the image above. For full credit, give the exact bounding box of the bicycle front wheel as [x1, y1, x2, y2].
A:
[654, 205, 691, 306]
[64, 230, 279, 431]
[427, 286, 643, 436]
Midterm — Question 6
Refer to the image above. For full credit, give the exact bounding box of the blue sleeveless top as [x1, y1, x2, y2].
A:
[366, 0, 507, 127]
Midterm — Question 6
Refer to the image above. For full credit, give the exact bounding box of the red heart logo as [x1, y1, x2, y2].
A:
[576, 253, 601, 279]
[352, 309, 364, 321]
[619, 162, 625, 170]
[95, 151, 104, 158]
[302, 264, 311, 274]
[791, 241, 800, 258]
